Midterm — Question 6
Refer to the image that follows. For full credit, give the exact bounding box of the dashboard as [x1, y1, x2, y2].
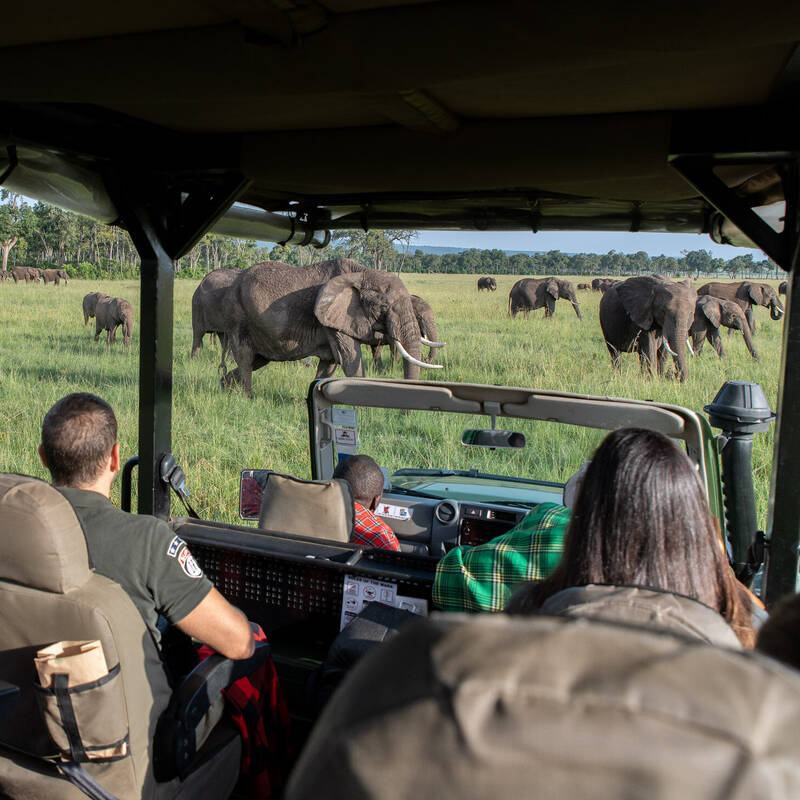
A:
[376, 492, 530, 556]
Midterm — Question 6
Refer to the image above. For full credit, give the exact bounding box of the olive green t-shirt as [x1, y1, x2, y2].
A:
[57, 487, 213, 647]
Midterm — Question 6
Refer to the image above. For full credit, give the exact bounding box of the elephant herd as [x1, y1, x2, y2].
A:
[1, 266, 69, 285]
[191, 259, 444, 398]
[478, 273, 783, 383]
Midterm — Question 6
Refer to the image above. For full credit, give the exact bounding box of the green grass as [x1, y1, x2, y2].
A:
[0, 275, 783, 525]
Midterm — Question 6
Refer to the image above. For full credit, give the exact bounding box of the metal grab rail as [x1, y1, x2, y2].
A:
[120, 456, 139, 513]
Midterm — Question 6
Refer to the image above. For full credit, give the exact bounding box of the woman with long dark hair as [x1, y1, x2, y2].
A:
[508, 427, 755, 648]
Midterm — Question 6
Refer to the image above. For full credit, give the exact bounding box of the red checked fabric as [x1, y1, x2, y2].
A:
[352, 502, 401, 551]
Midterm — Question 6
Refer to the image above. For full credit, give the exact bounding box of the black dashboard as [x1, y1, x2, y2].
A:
[376, 492, 530, 556]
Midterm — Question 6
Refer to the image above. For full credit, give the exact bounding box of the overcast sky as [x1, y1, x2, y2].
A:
[414, 229, 764, 259]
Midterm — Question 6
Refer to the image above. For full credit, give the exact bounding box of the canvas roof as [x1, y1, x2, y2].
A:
[1, 1, 799, 233]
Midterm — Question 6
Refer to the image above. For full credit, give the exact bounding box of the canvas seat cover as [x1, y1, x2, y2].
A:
[258, 471, 354, 543]
[0, 475, 240, 800]
[286, 609, 800, 800]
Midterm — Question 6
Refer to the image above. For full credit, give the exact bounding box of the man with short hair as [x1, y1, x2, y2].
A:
[333, 454, 401, 552]
[39, 392, 254, 661]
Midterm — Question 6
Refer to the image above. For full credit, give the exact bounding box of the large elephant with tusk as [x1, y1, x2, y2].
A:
[370, 294, 445, 371]
[219, 259, 443, 397]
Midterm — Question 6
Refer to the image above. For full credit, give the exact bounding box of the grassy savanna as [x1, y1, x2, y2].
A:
[0, 273, 783, 525]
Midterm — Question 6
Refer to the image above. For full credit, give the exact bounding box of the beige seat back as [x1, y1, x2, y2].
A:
[287, 612, 800, 799]
[0, 474, 171, 799]
[257, 471, 355, 543]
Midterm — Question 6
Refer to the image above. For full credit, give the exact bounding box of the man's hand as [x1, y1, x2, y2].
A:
[176, 588, 255, 660]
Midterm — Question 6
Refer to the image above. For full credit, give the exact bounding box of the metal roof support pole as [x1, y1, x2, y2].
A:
[108, 171, 250, 518]
[765, 160, 800, 605]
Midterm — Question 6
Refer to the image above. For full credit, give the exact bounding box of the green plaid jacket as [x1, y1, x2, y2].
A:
[433, 503, 570, 612]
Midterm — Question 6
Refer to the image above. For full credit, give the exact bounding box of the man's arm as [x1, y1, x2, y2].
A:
[176, 587, 255, 660]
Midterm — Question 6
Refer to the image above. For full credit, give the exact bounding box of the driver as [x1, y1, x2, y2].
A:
[38, 392, 255, 661]
[333, 455, 401, 552]
[432, 463, 588, 612]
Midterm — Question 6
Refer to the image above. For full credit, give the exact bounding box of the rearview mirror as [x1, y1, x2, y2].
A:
[240, 469, 269, 520]
[461, 429, 526, 448]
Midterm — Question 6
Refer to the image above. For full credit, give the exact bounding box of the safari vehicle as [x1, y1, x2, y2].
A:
[1, 2, 799, 798]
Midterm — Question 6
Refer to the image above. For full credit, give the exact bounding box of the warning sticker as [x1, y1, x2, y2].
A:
[375, 503, 410, 521]
[340, 574, 428, 630]
[334, 427, 357, 447]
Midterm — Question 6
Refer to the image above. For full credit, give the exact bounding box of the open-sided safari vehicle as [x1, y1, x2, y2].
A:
[1, 2, 800, 798]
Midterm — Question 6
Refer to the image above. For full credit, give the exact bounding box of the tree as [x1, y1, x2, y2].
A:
[333, 229, 416, 271]
[0, 191, 29, 271]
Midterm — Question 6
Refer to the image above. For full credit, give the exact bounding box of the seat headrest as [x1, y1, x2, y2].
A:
[0, 474, 91, 593]
[258, 471, 354, 543]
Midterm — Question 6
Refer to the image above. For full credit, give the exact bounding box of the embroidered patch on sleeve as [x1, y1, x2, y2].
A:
[167, 536, 184, 558]
[177, 545, 204, 578]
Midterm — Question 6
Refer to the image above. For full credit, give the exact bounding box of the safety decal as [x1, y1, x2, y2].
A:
[166, 536, 184, 558]
[177, 546, 204, 579]
[375, 503, 410, 520]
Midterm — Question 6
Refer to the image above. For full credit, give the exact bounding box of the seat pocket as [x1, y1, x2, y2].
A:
[35, 663, 129, 762]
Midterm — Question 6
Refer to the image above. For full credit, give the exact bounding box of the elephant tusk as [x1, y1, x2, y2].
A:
[420, 336, 446, 348]
[663, 340, 678, 357]
[686, 339, 695, 356]
[395, 339, 443, 369]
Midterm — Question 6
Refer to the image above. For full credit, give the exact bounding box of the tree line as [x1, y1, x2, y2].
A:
[0, 192, 779, 280]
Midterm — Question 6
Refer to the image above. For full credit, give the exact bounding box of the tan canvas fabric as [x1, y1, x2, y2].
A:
[0, 475, 239, 800]
[0, 475, 90, 593]
[258, 471, 354, 543]
[286, 612, 800, 800]
[539, 584, 742, 648]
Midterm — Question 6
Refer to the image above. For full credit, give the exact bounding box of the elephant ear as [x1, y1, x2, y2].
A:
[700, 298, 721, 328]
[545, 278, 560, 299]
[745, 283, 763, 304]
[314, 272, 374, 340]
[617, 280, 655, 330]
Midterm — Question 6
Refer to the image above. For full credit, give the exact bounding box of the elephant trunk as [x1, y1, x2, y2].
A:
[770, 299, 785, 320]
[388, 310, 425, 380]
[663, 318, 688, 382]
[571, 300, 583, 321]
[740, 321, 760, 360]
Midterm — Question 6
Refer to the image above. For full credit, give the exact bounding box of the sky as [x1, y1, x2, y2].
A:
[413, 230, 764, 260]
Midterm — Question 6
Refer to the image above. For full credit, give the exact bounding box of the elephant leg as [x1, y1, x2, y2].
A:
[656, 343, 670, 376]
[223, 335, 258, 397]
[315, 360, 338, 379]
[604, 341, 622, 371]
[638, 332, 656, 378]
[708, 329, 725, 358]
[370, 345, 383, 372]
[191, 329, 203, 358]
[746, 307, 756, 336]
[95, 320, 102, 341]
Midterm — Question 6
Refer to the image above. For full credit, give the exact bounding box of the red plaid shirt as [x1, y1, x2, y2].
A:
[352, 502, 401, 551]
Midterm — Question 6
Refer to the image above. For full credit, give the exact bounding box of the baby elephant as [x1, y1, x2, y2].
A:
[95, 296, 134, 346]
[82, 291, 110, 325]
[690, 295, 759, 361]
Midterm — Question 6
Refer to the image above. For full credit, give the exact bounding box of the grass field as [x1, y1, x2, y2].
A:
[0, 274, 783, 526]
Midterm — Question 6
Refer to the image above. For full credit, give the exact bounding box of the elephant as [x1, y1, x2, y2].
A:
[690, 295, 759, 361]
[191, 268, 240, 371]
[599, 275, 696, 382]
[592, 277, 620, 293]
[697, 281, 784, 335]
[779, 280, 788, 295]
[577, 283, 591, 290]
[219, 259, 442, 397]
[477, 277, 497, 291]
[370, 293, 444, 371]
[508, 277, 582, 320]
[10, 266, 40, 284]
[94, 296, 134, 346]
[82, 291, 110, 325]
[0, 270, 7, 282]
[42, 268, 69, 285]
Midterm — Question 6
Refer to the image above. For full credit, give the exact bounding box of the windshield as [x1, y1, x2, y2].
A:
[336, 406, 608, 505]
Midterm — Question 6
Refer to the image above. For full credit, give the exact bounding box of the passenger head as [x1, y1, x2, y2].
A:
[40, 393, 118, 487]
[509, 427, 753, 646]
[756, 593, 800, 670]
[333, 455, 384, 510]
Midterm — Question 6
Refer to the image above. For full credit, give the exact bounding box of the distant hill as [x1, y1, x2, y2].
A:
[403, 244, 574, 256]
